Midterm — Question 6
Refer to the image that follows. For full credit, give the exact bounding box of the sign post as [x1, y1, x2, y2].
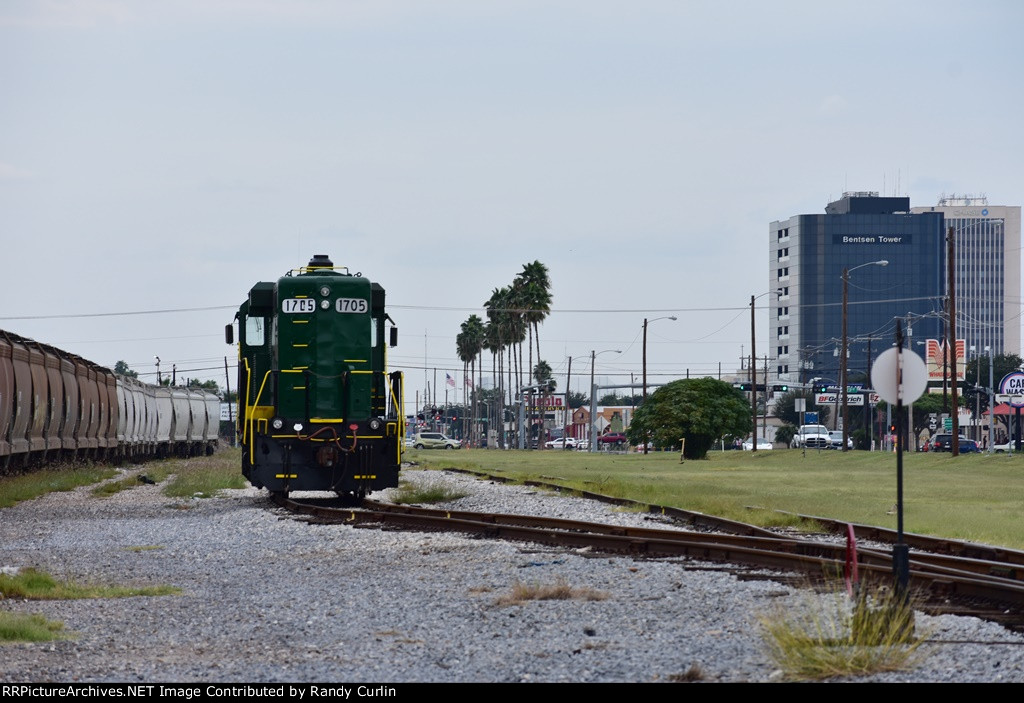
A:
[871, 322, 928, 599]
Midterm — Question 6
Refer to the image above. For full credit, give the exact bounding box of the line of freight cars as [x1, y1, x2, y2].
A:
[0, 329, 220, 473]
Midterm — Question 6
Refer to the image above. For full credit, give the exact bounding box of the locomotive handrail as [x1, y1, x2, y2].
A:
[248, 369, 274, 458]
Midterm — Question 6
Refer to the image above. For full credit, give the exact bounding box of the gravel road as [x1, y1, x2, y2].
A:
[1, 466, 1022, 683]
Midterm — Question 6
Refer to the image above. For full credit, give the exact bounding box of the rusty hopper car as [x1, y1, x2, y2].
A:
[0, 329, 220, 472]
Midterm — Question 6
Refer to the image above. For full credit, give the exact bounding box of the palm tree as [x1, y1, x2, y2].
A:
[515, 261, 552, 377]
[459, 315, 485, 445]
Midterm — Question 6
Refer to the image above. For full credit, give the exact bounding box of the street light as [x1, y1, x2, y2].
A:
[750, 291, 780, 452]
[589, 349, 622, 452]
[642, 316, 677, 454]
[841, 259, 888, 452]
[564, 353, 592, 446]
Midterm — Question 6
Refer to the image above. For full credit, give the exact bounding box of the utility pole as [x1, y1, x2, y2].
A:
[750, 295, 757, 452]
[949, 226, 959, 456]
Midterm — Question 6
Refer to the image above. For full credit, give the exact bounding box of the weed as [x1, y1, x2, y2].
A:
[759, 581, 925, 681]
[390, 477, 469, 505]
[0, 568, 181, 600]
[0, 611, 70, 643]
[666, 664, 704, 682]
[493, 577, 609, 606]
[612, 502, 651, 514]
[124, 545, 164, 552]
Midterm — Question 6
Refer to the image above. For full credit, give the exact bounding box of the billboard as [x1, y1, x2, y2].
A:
[924, 339, 966, 381]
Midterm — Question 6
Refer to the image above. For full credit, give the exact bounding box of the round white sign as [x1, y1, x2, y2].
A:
[870, 347, 928, 405]
[999, 372, 1024, 408]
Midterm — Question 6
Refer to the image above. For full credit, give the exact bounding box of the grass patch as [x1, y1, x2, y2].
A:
[0, 568, 181, 600]
[0, 611, 70, 643]
[493, 577, 609, 606]
[123, 545, 164, 552]
[91, 465, 174, 498]
[1, 448, 245, 507]
[0, 465, 118, 508]
[759, 582, 924, 681]
[160, 448, 247, 499]
[390, 477, 470, 505]
[413, 448, 1024, 549]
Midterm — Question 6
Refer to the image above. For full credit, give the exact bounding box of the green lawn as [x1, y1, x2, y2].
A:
[407, 447, 1024, 550]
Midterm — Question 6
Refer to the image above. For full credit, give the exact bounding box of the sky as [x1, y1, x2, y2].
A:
[2, 0, 1022, 407]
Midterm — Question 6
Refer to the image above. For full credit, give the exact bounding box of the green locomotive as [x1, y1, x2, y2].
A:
[228, 255, 403, 497]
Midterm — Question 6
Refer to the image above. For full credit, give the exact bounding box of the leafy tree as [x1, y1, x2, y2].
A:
[626, 378, 751, 459]
[113, 360, 138, 379]
[964, 353, 1023, 413]
[772, 389, 830, 426]
[186, 379, 220, 393]
[599, 393, 643, 406]
[567, 391, 589, 409]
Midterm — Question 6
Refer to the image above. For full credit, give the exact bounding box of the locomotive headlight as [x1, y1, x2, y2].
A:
[320, 299, 330, 310]
[320, 286, 331, 297]
[293, 422, 304, 433]
[368, 418, 383, 431]
[271, 418, 284, 430]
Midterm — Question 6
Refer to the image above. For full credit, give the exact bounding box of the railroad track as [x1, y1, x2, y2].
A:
[270, 488, 1024, 632]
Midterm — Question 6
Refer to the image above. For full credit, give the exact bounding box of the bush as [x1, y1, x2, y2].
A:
[775, 425, 797, 447]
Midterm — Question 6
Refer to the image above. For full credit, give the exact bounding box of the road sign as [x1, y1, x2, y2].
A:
[805, 411, 818, 423]
[816, 393, 864, 406]
[871, 348, 928, 405]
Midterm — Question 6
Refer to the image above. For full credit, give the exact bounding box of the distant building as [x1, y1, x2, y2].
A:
[911, 195, 1021, 357]
[769, 193, 944, 388]
[769, 192, 1021, 393]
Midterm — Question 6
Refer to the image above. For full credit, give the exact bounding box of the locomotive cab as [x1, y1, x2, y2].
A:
[232, 255, 403, 497]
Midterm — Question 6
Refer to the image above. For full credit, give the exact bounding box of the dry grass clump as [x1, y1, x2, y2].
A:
[665, 664, 705, 682]
[759, 581, 925, 681]
[493, 577, 609, 606]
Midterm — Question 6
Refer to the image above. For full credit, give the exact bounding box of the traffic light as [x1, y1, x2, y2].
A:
[817, 384, 829, 393]
[772, 384, 789, 392]
[737, 383, 752, 391]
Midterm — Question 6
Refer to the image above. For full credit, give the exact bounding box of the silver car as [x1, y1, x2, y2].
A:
[411, 432, 462, 449]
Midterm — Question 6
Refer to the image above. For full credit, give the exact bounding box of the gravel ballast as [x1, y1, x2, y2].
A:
[1, 466, 1023, 683]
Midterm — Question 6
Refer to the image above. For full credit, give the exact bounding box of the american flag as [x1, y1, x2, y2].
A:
[446, 373, 456, 388]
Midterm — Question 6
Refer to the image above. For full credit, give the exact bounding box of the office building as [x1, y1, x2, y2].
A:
[911, 196, 1021, 358]
[770, 192, 1021, 392]
[769, 193, 946, 388]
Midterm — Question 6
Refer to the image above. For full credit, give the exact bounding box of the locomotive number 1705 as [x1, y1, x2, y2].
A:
[335, 298, 368, 313]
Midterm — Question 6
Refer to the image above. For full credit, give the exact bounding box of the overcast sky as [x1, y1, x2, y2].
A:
[2, 1, 1021, 405]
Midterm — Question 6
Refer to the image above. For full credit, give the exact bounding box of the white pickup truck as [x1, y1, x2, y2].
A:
[791, 424, 831, 449]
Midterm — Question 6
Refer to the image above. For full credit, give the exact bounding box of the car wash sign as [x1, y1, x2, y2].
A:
[999, 372, 1024, 408]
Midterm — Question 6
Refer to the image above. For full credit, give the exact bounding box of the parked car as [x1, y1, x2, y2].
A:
[828, 431, 854, 450]
[790, 425, 831, 449]
[929, 433, 967, 452]
[742, 437, 773, 450]
[958, 439, 981, 453]
[545, 437, 581, 450]
[411, 432, 462, 449]
[597, 433, 628, 448]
